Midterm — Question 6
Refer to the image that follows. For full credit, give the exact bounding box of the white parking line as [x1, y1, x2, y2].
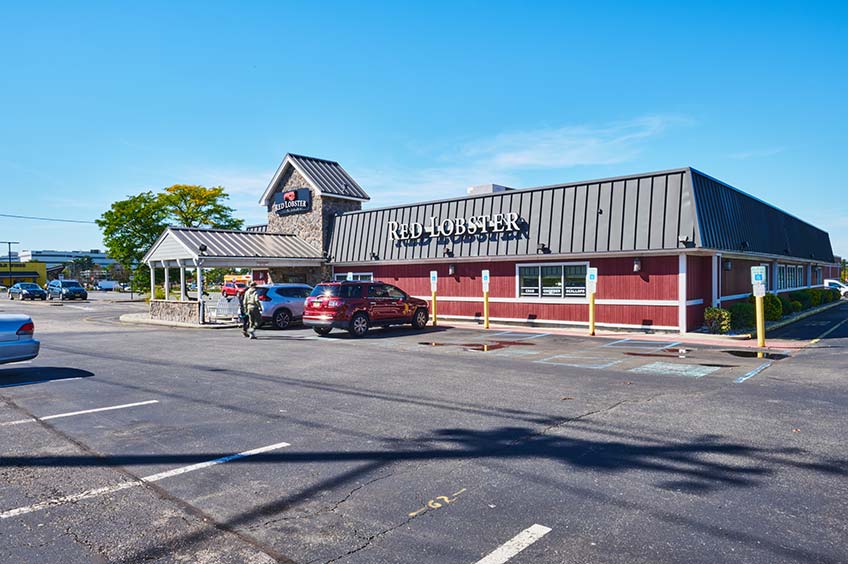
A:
[475, 524, 552, 564]
[0, 441, 291, 519]
[1, 400, 159, 427]
[734, 361, 772, 384]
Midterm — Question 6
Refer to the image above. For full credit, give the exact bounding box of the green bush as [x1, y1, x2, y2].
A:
[779, 295, 793, 316]
[704, 307, 731, 334]
[827, 288, 841, 302]
[762, 293, 783, 321]
[729, 302, 756, 330]
[789, 291, 812, 309]
[790, 300, 802, 313]
[808, 288, 822, 307]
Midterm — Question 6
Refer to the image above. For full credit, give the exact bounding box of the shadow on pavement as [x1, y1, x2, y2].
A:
[2, 423, 845, 563]
[0, 367, 94, 388]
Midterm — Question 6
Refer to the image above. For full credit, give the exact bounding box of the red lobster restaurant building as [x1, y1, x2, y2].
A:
[151, 154, 840, 333]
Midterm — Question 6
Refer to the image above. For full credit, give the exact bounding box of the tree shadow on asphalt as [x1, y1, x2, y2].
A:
[3, 422, 846, 563]
[0, 367, 94, 388]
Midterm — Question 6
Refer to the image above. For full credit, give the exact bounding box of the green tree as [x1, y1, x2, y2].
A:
[96, 191, 170, 287]
[159, 185, 243, 230]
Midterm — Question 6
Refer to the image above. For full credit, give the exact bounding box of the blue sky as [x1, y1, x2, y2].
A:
[1, 1, 846, 256]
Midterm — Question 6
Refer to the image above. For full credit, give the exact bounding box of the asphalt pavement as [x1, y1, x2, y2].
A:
[0, 297, 846, 563]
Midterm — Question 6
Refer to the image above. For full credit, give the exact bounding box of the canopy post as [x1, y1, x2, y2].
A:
[178, 259, 186, 301]
[163, 261, 170, 301]
[149, 263, 155, 299]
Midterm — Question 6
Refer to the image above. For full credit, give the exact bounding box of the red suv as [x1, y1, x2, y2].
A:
[303, 281, 429, 337]
[222, 281, 246, 297]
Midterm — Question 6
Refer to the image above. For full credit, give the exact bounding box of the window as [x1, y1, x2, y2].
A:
[815, 267, 822, 285]
[797, 265, 805, 287]
[277, 287, 311, 298]
[777, 265, 786, 290]
[368, 284, 390, 298]
[311, 284, 362, 298]
[517, 263, 587, 299]
[334, 272, 373, 281]
[385, 285, 406, 300]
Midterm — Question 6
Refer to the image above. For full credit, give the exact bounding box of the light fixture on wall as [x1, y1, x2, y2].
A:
[198, 244, 208, 256]
[448, 264, 456, 276]
[633, 258, 642, 272]
[443, 247, 454, 258]
[537, 243, 549, 254]
[370, 252, 379, 260]
[723, 259, 732, 271]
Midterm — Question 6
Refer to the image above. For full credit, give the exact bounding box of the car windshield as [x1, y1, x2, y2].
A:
[21, 283, 40, 289]
[61, 281, 82, 288]
[235, 283, 246, 288]
[310, 284, 362, 298]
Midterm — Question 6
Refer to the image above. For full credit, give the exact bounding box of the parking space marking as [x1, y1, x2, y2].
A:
[0, 377, 83, 389]
[0, 440, 291, 519]
[810, 317, 848, 345]
[474, 523, 552, 564]
[535, 354, 622, 369]
[735, 362, 772, 384]
[629, 362, 720, 378]
[1, 400, 159, 427]
[490, 331, 550, 341]
[601, 339, 679, 351]
[408, 488, 467, 517]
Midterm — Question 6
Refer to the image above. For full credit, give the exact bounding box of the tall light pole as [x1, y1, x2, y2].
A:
[0, 241, 19, 289]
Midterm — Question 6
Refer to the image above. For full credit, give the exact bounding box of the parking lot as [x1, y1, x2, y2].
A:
[1, 297, 847, 564]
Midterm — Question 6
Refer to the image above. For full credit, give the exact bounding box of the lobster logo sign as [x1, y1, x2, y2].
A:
[272, 188, 312, 216]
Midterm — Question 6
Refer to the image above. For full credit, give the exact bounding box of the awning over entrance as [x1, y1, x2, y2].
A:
[142, 226, 324, 269]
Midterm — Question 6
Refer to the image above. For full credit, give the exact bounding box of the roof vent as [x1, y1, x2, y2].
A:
[467, 183, 513, 196]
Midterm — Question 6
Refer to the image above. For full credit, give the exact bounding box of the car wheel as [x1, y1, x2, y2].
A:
[313, 327, 332, 336]
[349, 312, 370, 338]
[41, 296, 46, 300]
[411, 308, 429, 329]
[273, 309, 292, 330]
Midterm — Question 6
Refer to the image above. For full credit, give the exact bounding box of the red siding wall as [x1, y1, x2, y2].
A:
[687, 255, 712, 304]
[342, 255, 682, 330]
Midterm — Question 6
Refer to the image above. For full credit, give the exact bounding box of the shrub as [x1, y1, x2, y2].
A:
[789, 291, 812, 309]
[762, 293, 783, 321]
[704, 307, 731, 334]
[779, 295, 793, 316]
[808, 288, 822, 307]
[827, 288, 841, 302]
[790, 300, 802, 313]
[729, 302, 756, 330]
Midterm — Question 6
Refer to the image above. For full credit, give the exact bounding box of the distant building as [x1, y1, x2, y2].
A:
[18, 249, 116, 269]
[0, 261, 47, 287]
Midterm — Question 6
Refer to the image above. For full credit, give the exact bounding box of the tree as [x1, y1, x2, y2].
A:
[159, 185, 243, 230]
[96, 191, 170, 287]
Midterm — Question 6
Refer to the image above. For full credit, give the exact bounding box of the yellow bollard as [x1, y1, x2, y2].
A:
[431, 290, 437, 326]
[589, 292, 596, 336]
[484, 290, 490, 329]
[755, 295, 766, 348]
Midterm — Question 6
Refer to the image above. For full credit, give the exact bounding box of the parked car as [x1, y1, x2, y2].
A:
[256, 283, 313, 329]
[46, 279, 88, 301]
[221, 281, 247, 297]
[303, 281, 429, 337]
[825, 279, 848, 298]
[8, 283, 47, 301]
[96, 280, 119, 291]
[0, 314, 39, 365]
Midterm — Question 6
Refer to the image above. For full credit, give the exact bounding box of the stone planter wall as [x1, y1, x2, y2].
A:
[149, 299, 202, 324]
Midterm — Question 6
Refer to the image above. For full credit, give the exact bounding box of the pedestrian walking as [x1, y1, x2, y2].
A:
[242, 281, 262, 339]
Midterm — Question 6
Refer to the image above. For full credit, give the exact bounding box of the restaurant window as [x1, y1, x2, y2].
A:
[797, 265, 805, 287]
[815, 267, 823, 285]
[777, 265, 785, 290]
[517, 263, 588, 298]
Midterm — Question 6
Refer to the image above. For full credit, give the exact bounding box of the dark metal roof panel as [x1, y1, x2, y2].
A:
[689, 169, 834, 262]
[329, 169, 698, 263]
[170, 227, 323, 259]
[288, 154, 370, 201]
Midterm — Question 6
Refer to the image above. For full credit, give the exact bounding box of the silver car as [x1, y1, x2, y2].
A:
[257, 283, 313, 329]
[0, 314, 40, 365]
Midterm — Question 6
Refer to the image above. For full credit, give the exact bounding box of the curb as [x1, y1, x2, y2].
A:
[118, 313, 240, 329]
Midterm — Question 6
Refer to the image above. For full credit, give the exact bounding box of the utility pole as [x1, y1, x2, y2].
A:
[0, 241, 19, 289]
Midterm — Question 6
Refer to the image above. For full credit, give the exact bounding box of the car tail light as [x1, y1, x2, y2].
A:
[258, 294, 271, 301]
[17, 322, 34, 336]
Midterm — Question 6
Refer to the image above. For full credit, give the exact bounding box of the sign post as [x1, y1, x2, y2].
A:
[482, 269, 490, 329]
[751, 266, 767, 348]
[430, 270, 438, 326]
[586, 267, 598, 336]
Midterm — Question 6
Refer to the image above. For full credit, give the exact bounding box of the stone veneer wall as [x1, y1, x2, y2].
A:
[265, 168, 362, 253]
[149, 300, 201, 324]
[267, 266, 330, 286]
